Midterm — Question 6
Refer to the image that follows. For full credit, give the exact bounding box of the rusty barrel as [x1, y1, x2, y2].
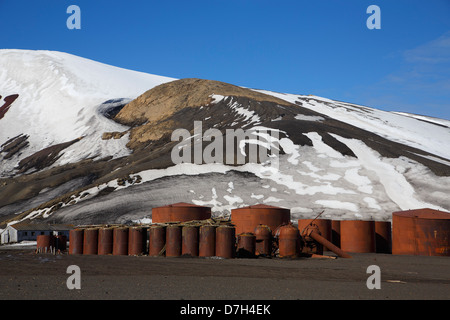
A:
[182, 225, 199, 257]
[237, 233, 256, 258]
[215, 225, 236, 259]
[254, 224, 272, 256]
[152, 202, 211, 223]
[36, 235, 55, 253]
[340, 220, 376, 253]
[298, 218, 332, 250]
[55, 235, 67, 252]
[231, 204, 290, 236]
[69, 229, 84, 255]
[392, 209, 450, 256]
[128, 226, 146, 256]
[199, 225, 216, 257]
[166, 225, 182, 257]
[83, 228, 99, 255]
[331, 220, 341, 248]
[149, 225, 166, 256]
[278, 224, 300, 258]
[113, 227, 129, 255]
[375, 221, 392, 254]
[98, 227, 114, 255]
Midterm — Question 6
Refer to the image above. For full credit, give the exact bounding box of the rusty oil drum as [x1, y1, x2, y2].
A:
[98, 227, 114, 255]
[254, 224, 272, 256]
[278, 224, 300, 258]
[152, 202, 211, 223]
[231, 204, 290, 236]
[215, 225, 236, 259]
[128, 226, 146, 256]
[340, 220, 376, 253]
[113, 227, 129, 255]
[392, 209, 450, 256]
[69, 229, 84, 255]
[83, 228, 99, 255]
[149, 225, 166, 256]
[182, 225, 199, 257]
[36, 235, 55, 253]
[166, 225, 182, 257]
[375, 221, 392, 254]
[237, 233, 256, 258]
[199, 225, 216, 257]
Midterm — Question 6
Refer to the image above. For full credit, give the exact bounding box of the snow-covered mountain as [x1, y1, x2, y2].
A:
[0, 50, 449, 227]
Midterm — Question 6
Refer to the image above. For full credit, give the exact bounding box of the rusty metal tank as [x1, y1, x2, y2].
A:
[149, 225, 166, 256]
[331, 220, 341, 248]
[83, 228, 99, 255]
[128, 226, 146, 256]
[392, 209, 450, 256]
[237, 233, 256, 258]
[166, 225, 182, 257]
[231, 204, 290, 236]
[199, 225, 216, 257]
[113, 227, 129, 255]
[152, 202, 211, 223]
[36, 235, 55, 253]
[69, 229, 84, 255]
[278, 224, 300, 258]
[340, 220, 376, 253]
[215, 225, 236, 259]
[254, 224, 272, 256]
[298, 218, 332, 250]
[98, 227, 114, 255]
[182, 225, 199, 257]
[375, 221, 392, 254]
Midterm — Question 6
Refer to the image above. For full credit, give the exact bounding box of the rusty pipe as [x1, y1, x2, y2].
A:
[306, 229, 352, 258]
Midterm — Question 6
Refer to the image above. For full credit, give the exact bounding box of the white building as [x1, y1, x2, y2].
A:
[0, 222, 73, 244]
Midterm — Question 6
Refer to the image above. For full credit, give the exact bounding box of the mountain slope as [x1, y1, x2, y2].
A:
[0, 50, 449, 227]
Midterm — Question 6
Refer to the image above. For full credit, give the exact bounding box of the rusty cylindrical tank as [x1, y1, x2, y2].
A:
[199, 225, 216, 257]
[182, 225, 199, 257]
[215, 225, 236, 259]
[83, 228, 99, 255]
[237, 233, 256, 258]
[166, 225, 182, 257]
[278, 224, 301, 258]
[36, 235, 55, 253]
[392, 209, 450, 256]
[113, 227, 129, 255]
[331, 220, 341, 248]
[231, 204, 290, 236]
[152, 202, 211, 223]
[298, 218, 332, 250]
[69, 229, 84, 255]
[375, 221, 392, 254]
[254, 224, 272, 257]
[128, 226, 146, 256]
[149, 225, 166, 256]
[340, 220, 376, 253]
[98, 227, 114, 255]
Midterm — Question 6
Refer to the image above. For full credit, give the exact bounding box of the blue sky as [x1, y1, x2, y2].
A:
[1, 0, 450, 119]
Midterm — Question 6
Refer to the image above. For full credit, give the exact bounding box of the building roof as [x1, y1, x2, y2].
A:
[9, 221, 74, 231]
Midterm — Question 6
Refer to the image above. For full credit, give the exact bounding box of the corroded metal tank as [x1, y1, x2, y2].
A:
[128, 226, 146, 256]
[231, 204, 290, 236]
[149, 225, 166, 256]
[215, 225, 236, 259]
[298, 218, 332, 250]
[375, 221, 392, 254]
[278, 224, 300, 258]
[237, 233, 256, 258]
[182, 225, 199, 257]
[254, 224, 272, 256]
[166, 225, 182, 257]
[199, 225, 216, 257]
[331, 220, 341, 248]
[36, 235, 55, 253]
[98, 227, 114, 255]
[83, 228, 99, 255]
[392, 209, 450, 256]
[340, 220, 376, 253]
[113, 227, 129, 255]
[69, 229, 84, 255]
[152, 202, 211, 223]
